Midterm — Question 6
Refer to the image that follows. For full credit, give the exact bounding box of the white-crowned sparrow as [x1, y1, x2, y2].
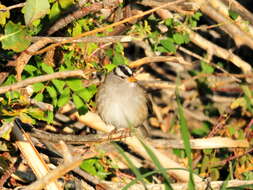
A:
[96, 65, 149, 132]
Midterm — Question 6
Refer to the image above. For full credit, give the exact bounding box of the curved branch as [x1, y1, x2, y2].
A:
[0, 70, 87, 94]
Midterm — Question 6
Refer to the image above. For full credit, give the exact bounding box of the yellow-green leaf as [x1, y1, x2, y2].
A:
[0, 4, 10, 26]
[23, 0, 50, 25]
[1, 21, 31, 52]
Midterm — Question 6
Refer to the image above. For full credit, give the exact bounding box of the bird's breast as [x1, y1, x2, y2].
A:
[96, 80, 147, 128]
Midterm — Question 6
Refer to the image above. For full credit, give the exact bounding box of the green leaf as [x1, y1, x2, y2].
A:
[3, 75, 16, 85]
[23, 0, 50, 25]
[45, 110, 54, 123]
[27, 107, 45, 121]
[190, 20, 197, 27]
[72, 22, 82, 36]
[34, 93, 43, 102]
[80, 158, 110, 179]
[6, 91, 20, 100]
[77, 18, 94, 31]
[73, 94, 88, 114]
[173, 33, 185, 45]
[105, 49, 113, 57]
[20, 112, 35, 124]
[66, 78, 83, 91]
[73, 94, 83, 108]
[57, 87, 70, 107]
[229, 10, 239, 20]
[156, 46, 168, 53]
[52, 79, 65, 93]
[87, 43, 98, 56]
[0, 4, 10, 26]
[41, 62, 54, 74]
[63, 51, 75, 69]
[77, 85, 97, 102]
[114, 43, 124, 53]
[24, 64, 38, 75]
[32, 82, 45, 92]
[160, 38, 176, 53]
[59, 0, 74, 9]
[1, 21, 31, 52]
[192, 12, 202, 20]
[49, 2, 61, 22]
[46, 86, 57, 106]
[183, 33, 190, 43]
[104, 64, 117, 72]
[112, 53, 126, 65]
[164, 18, 174, 27]
[200, 61, 214, 74]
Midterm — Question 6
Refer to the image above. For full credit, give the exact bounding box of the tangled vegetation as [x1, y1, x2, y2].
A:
[0, 0, 253, 189]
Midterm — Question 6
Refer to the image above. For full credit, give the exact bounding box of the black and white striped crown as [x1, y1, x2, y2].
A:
[113, 65, 133, 79]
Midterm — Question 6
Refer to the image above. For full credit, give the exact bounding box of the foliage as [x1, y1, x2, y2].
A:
[0, 0, 253, 189]
[80, 157, 111, 179]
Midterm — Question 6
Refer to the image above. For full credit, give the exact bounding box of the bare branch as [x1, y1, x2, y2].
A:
[0, 3, 25, 12]
[0, 70, 87, 94]
[33, 0, 186, 55]
[31, 35, 134, 43]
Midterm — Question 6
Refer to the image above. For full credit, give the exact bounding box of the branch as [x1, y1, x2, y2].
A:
[28, 127, 131, 144]
[8, 38, 54, 81]
[0, 3, 25, 11]
[148, 3, 252, 73]
[78, 111, 203, 182]
[24, 151, 96, 190]
[47, 3, 103, 35]
[152, 137, 249, 149]
[129, 56, 191, 68]
[31, 35, 134, 43]
[0, 70, 87, 94]
[101, 180, 253, 190]
[33, 0, 186, 55]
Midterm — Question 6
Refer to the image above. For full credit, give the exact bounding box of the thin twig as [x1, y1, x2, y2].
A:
[0, 3, 25, 12]
[220, 147, 253, 165]
[130, 56, 191, 68]
[47, 3, 103, 35]
[32, 0, 185, 55]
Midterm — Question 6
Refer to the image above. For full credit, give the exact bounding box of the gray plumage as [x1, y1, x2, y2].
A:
[96, 65, 148, 129]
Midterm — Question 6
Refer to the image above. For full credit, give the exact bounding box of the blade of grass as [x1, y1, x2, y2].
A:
[113, 142, 148, 189]
[124, 168, 182, 189]
[176, 82, 195, 190]
[138, 139, 173, 190]
[123, 170, 159, 190]
[220, 174, 230, 190]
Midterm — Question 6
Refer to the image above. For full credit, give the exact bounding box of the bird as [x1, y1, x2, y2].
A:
[95, 64, 149, 135]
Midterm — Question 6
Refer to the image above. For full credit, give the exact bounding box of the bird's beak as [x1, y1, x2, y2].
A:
[127, 76, 137, 82]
